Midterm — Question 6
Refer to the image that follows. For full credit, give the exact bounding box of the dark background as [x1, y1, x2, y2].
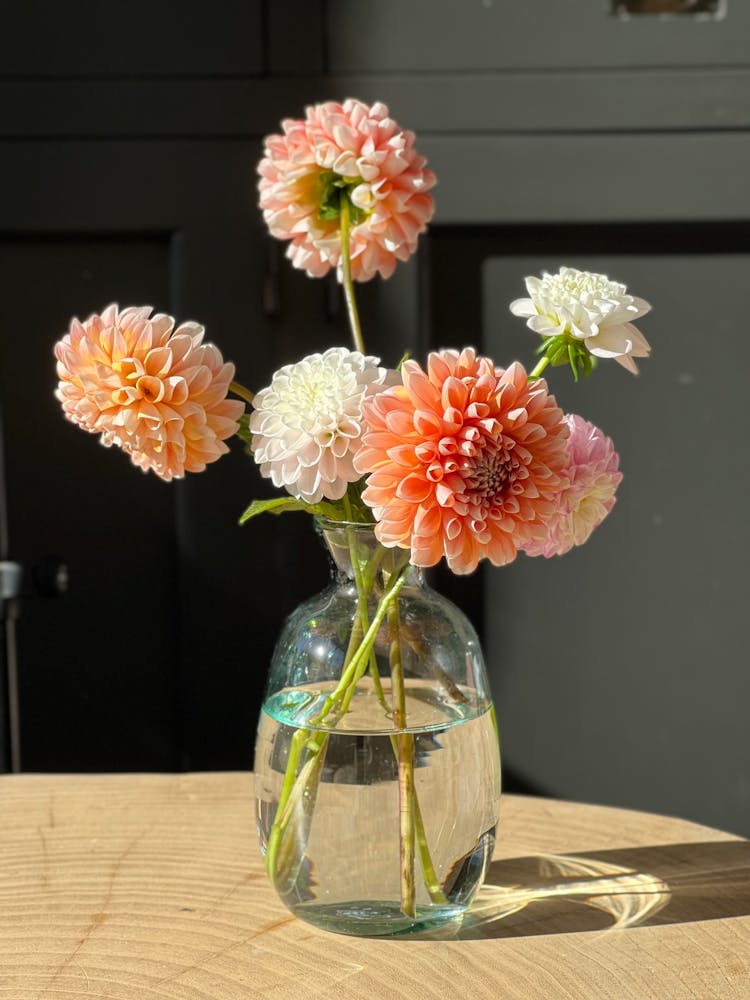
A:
[1, 1, 748, 835]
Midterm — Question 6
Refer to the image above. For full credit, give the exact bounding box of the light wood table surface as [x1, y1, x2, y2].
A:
[0, 772, 748, 999]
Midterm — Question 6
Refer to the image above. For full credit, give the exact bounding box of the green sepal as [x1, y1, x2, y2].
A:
[568, 342, 580, 381]
[318, 171, 368, 226]
[319, 203, 341, 221]
[566, 340, 597, 380]
[536, 333, 597, 381]
[537, 334, 566, 360]
[549, 342, 570, 367]
[580, 352, 596, 378]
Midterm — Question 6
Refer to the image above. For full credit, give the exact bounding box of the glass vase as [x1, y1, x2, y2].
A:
[253, 518, 501, 937]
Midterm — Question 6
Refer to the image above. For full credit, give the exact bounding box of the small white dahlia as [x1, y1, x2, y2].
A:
[510, 267, 652, 374]
[249, 347, 398, 504]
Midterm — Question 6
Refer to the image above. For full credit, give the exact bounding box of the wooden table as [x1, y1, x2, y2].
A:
[0, 773, 748, 999]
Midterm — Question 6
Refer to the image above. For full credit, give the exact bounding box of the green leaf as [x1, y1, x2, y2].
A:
[343, 480, 376, 524]
[538, 334, 567, 363]
[235, 413, 254, 456]
[239, 496, 345, 525]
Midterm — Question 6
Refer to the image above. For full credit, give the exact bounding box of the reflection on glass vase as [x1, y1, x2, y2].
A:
[254, 518, 501, 937]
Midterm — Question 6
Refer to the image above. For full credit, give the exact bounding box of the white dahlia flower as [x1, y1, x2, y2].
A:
[510, 267, 652, 374]
[249, 347, 398, 504]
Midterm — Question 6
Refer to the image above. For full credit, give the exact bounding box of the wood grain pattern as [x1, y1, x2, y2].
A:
[0, 773, 747, 999]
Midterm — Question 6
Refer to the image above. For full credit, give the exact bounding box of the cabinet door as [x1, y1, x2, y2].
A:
[428, 224, 750, 836]
[327, 0, 745, 72]
[0, 140, 286, 771]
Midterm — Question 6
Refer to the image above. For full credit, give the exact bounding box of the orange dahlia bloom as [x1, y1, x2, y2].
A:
[354, 349, 569, 575]
[258, 99, 436, 282]
[55, 304, 244, 481]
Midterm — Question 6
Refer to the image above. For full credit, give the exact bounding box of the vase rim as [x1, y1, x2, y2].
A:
[313, 515, 377, 531]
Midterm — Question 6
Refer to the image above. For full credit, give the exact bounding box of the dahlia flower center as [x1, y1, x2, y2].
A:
[539, 270, 626, 312]
[300, 376, 340, 412]
[277, 362, 361, 435]
[136, 375, 165, 403]
[550, 272, 618, 298]
[109, 356, 172, 406]
[463, 445, 514, 505]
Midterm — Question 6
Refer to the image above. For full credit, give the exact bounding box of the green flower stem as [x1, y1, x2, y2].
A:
[379, 730, 447, 906]
[229, 380, 255, 405]
[342, 496, 391, 715]
[340, 515, 443, 900]
[264, 730, 320, 884]
[339, 196, 366, 354]
[397, 733, 416, 916]
[336, 550, 445, 906]
[357, 540, 443, 903]
[367, 653, 389, 713]
[528, 355, 551, 381]
[387, 579, 416, 918]
[324, 567, 409, 722]
[415, 794, 448, 904]
[265, 611, 365, 882]
[277, 733, 328, 846]
[265, 533, 446, 908]
[264, 568, 409, 883]
[265, 626, 368, 881]
[399, 621, 469, 707]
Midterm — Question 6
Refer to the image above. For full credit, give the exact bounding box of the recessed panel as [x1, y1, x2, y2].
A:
[0, 236, 180, 770]
[1, 2, 263, 77]
[480, 247, 750, 835]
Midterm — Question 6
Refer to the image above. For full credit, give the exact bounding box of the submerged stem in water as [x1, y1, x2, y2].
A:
[264, 530, 453, 914]
[387, 571, 416, 918]
[264, 564, 409, 882]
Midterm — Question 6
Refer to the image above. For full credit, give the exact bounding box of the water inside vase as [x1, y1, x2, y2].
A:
[254, 681, 501, 936]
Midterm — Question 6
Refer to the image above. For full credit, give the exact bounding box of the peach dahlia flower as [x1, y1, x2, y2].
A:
[258, 99, 436, 282]
[521, 414, 622, 558]
[355, 349, 570, 575]
[55, 304, 243, 481]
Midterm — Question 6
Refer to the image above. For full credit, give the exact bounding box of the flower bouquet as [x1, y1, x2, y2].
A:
[54, 99, 651, 937]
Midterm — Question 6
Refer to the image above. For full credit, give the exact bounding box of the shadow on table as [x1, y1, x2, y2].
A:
[452, 840, 750, 940]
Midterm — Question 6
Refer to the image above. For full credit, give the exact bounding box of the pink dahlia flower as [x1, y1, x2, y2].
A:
[258, 99, 436, 282]
[354, 349, 569, 575]
[55, 304, 244, 481]
[521, 414, 623, 558]
[250, 347, 398, 505]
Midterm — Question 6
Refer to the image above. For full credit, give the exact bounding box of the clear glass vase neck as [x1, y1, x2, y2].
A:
[314, 517, 423, 587]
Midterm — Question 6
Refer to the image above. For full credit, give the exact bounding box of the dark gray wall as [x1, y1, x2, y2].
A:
[1, 0, 747, 833]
